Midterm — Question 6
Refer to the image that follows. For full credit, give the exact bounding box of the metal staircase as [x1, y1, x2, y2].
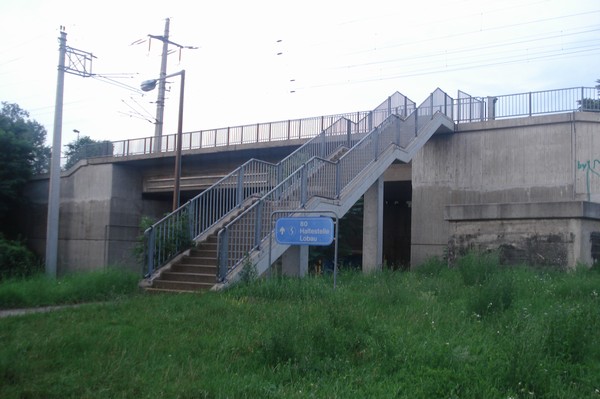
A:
[143, 89, 455, 290]
[142, 91, 417, 288]
[216, 89, 455, 285]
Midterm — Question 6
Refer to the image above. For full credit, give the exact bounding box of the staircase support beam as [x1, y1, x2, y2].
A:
[362, 177, 384, 272]
[281, 245, 309, 277]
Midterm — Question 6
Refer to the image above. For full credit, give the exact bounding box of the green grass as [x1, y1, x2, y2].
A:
[1, 257, 600, 398]
[0, 268, 140, 309]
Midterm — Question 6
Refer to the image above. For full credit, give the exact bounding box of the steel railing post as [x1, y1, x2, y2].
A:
[277, 163, 283, 187]
[300, 165, 307, 207]
[373, 127, 379, 161]
[415, 111, 419, 137]
[146, 227, 155, 276]
[430, 93, 434, 120]
[254, 201, 263, 248]
[186, 202, 193, 242]
[444, 94, 448, 117]
[347, 119, 352, 147]
[236, 167, 244, 207]
[217, 229, 229, 281]
[335, 162, 341, 198]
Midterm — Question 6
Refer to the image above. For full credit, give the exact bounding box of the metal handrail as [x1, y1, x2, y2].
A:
[144, 92, 416, 276]
[79, 86, 597, 162]
[108, 110, 374, 158]
[143, 86, 595, 276]
[454, 86, 599, 123]
[217, 89, 452, 279]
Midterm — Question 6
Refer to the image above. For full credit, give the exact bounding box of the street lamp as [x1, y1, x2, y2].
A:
[141, 69, 186, 211]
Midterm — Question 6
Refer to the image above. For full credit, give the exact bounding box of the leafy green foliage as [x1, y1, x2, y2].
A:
[309, 197, 363, 272]
[239, 255, 258, 284]
[577, 78, 600, 111]
[132, 216, 155, 265]
[2, 255, 600, 398]
[0, 102, 50, 175]
[135, 212, 193, 274]
[0, 102, 50, 230]
[0, 234, 41, 281]
[64, 136, 114, 170]
[579, 98, 600, 111]
[0, 268, 139, 309]
[457, 250, 499, 286]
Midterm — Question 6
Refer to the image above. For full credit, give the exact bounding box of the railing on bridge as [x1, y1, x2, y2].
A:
[216, 89, 452, 279]
[113, 111, 369, 158]
[143, 92, 416, 276]
[77, 86, 598, 163]
[454, 86, 599, 123]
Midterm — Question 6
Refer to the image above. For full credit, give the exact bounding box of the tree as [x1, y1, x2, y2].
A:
[0, 102, 50, 231]
[578, 79, 600, 111]
[64, 136, 114, 170]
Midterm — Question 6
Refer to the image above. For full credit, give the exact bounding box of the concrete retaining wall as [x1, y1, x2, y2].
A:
[21, 163, 167, 275]
[412, 112, 600, 268]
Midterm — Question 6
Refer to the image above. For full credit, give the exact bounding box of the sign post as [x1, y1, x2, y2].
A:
[269, 211, 339, 289]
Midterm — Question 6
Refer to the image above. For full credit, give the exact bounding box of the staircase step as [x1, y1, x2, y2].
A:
[144, 287, 202, 294]
[171, 264, 217, 274]
[161, 271, 216, 284]
[181, 256, 217, 265]
[186, 252, 217, 260]
[196, 239, 218, 247]
[192, 245, 217, 253]
[151, 279, 214, 292]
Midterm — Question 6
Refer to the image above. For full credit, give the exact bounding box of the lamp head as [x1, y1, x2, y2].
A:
[141, 79, 158, 92]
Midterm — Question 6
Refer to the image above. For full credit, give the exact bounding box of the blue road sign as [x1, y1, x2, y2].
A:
[275, 217, 334, 246]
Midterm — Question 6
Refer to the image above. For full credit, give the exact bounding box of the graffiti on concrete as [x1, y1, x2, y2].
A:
[577, 160, 600, 201]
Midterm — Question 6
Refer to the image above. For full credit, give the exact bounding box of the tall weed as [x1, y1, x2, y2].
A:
[0, 268, 139, 309]
[466, 272, 515, 317]
[544, 302, 599, 363]
[457, 250, 500, 286]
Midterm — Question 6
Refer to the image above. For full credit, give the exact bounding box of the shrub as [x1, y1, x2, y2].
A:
[135, 212, 192, 274]
[457, 250, 499, 286]
[413, 256, 447, 277]
[239, 256, 257, 284]
[544, 303, 598, 363]
[466, 272, 514, 317]
[0, 234, 40, 280]
[0, 268, 140, 309]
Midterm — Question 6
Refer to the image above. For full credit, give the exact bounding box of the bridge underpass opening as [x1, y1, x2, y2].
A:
[305, 180, 412, 273]
[383, 180, 412, 270]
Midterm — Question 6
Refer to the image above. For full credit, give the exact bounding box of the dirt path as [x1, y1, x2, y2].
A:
[0, 303, 90, 318]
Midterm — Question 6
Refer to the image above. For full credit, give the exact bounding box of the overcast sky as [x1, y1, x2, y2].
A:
[1, 0, 598, 148]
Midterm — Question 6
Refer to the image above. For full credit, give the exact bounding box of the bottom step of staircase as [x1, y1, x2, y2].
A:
[144, 287, 205, 294]
[150, 279, 214, 292]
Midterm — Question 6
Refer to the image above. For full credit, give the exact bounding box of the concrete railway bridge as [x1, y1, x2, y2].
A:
[21, 86, 600, 290]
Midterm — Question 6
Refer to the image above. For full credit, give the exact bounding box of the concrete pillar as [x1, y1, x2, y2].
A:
[362, 178, 384, 272]
[281, 245, 309, 277]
